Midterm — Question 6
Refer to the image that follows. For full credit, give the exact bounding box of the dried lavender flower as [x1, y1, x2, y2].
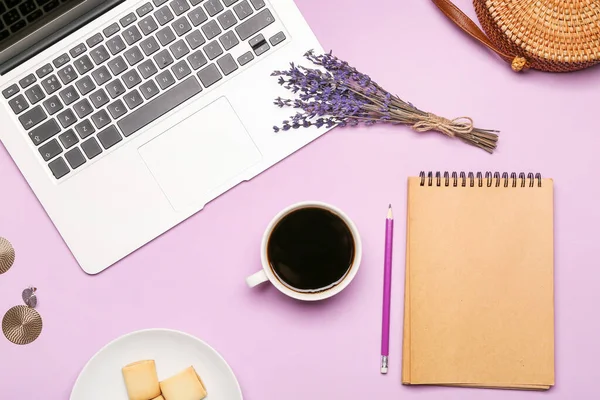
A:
[272, 50, 498, 153]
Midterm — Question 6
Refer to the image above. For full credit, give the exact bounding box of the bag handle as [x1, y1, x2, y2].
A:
[431, 0, 528, 71]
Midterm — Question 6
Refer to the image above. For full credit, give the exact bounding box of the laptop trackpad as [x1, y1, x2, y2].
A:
[139, 97, 262, 211]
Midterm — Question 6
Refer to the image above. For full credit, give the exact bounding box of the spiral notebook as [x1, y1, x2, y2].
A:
[402, 172, 554, 390]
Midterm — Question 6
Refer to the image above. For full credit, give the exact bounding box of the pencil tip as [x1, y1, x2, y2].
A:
[388, 203, 391, 209]
[387, 205, 393, 219]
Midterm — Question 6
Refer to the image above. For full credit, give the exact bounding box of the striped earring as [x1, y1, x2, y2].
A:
[0, 237, 15, 275]
[2, 287, 43, 345]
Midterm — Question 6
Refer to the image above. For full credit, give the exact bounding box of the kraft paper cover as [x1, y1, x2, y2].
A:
[402, 176, 554, 390]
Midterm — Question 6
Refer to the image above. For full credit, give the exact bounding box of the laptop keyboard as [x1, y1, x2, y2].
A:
[0, 0, 62, 43]
[2, 0, 285, 180]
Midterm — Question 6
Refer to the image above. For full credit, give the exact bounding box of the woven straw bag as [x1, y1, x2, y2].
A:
[432, 0, 600, 72]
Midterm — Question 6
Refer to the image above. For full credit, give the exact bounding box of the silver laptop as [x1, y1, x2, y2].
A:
[0, 0, 329, 273]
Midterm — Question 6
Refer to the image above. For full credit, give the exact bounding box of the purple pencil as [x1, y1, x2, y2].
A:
[381, 204, 394, 374]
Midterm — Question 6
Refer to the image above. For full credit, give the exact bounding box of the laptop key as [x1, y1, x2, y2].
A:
[156, 26, 176, 45]
[219, 30, 238, 50]
[138, 15, 158, 35]
[123, 89, 144, 109]
[42, 95, 63, 115]
[3, 84, 19, 99]
[172, 16, 191, 36]
[19, 73, 36, 88]
[223, 0, 239, 6]
[153, 0, 168, 6]
[204, 0, 223, 17]
[138, 59, 158, 78]
[105, 79, 126, 98]
[269, 31, 285, 46]
[29, 118, 60, 145]
[249, 0, 264, 9]
[154, 6, 174, 25]
[154, 49, 174, 69]
[90, 45, 110, 65]
[140, 36, 160, 56]
[216, 53, 237, 75]
[248, 33, 262, 47]
[169, 39, 190, 59]
[19, 105, 46, 130]
[73, 98, 93, 118]
[201, 20, 221, 40]
[91, 65, 112, 85]
[74, 55, 94, 74]
[58, 85, 79, 105]
[235, 9, 273, 40]
[81, 137, 102, 159]
[57, 108, 77, 128]
[254, 41, 269, 55]
[233, 0, 253, 20]
[48, 157, 70, 179]
[170, 0, 189, 16]
[107, 99, 127, 118]
[69, 43, 87, 58]
[122, 69, 142, 88]
[203, 40, 222, 60]
[171, 60, 191, 79]
[65, 147, 86, 169]
[190, 0, 202, 5]
[187, 50, 207, 69]
[91, 109, 110, 129]
[188, 8, 207, 26]
[185, 30, 205, 49]
[107, 55, 127, 75]
[118, 76, 202, 137]
[103, 22, 120, 37]
[25, 84, 45, 103]
[41, 74, 61, 94]
[124, 46, 144, 65]
[139, 80, 159, 99]
[58, 129, 78, 149]
[75, 76, 95, 95]
[119, 12, 137, 27]
[53, 53, 70, 68]
[90, 88, 109, 108]
[86, 33, 104, 48]
[8, 94, 28, 114]
[136, 2, 153, 17]
[39, 139, 62, 161]
[236, 51, 253, 65]
[106, 36, 126, 54]
[74, 119, 95, 139]
[57, 65, 78, 84]
[97, 125, 122, 149]
[36, 63, 53, 78]
[197, 63, 222, 87]
[123, 26, 142, 45]
[217, 10, 236, 30]
[156, 70, 175, 89]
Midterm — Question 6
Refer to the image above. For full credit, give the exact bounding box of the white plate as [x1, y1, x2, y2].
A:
[70, 328, 243, 400]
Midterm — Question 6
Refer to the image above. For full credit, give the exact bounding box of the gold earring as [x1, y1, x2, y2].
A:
[2, 287, 43, 345]
[0, 237, 15, 275]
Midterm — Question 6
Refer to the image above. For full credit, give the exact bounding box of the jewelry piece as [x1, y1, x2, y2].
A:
[2, 287, 43, 345]
[0, 237, 15, 275]
[22, 287, 38, 308]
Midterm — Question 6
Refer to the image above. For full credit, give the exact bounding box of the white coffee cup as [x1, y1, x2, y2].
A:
[245, 201, 362, 301]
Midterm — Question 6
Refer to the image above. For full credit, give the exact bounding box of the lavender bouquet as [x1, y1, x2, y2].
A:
[272, 51, 498, 153]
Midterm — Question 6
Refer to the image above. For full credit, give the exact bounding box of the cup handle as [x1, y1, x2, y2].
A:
[246, 270, 269, 288]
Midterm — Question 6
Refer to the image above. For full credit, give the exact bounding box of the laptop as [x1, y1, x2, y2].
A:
[0, 0, 329, 274]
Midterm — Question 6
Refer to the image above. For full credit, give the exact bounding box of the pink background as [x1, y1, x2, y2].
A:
[1, 0, 599, 398]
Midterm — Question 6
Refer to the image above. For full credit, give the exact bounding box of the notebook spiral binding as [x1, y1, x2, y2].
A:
[419, 171, 543, 188]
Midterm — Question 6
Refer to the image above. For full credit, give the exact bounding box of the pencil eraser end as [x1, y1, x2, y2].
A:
[380, 366, 388, 374]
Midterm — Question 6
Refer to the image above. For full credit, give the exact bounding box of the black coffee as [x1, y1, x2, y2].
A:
[267, 207, 355, 291]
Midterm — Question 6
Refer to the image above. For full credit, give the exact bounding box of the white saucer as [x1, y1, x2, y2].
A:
[70, 328, 243, 400]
